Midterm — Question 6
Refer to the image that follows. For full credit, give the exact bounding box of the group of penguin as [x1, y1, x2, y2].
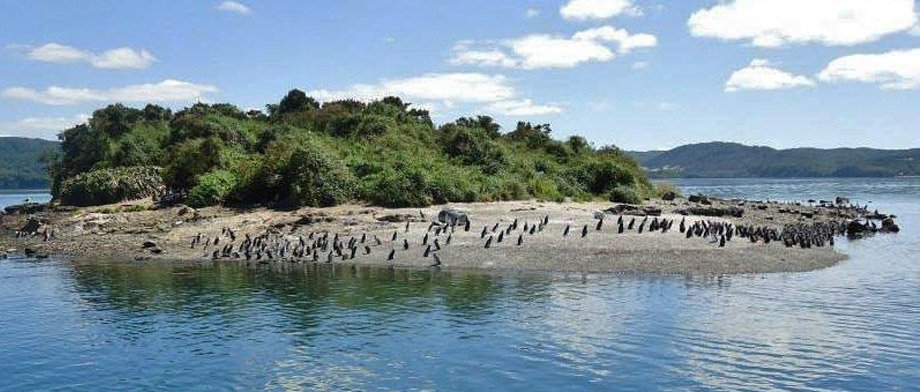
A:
[190, 211, 847, 267]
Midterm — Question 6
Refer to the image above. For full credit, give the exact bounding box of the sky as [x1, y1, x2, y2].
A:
[1, 0, 919, 151]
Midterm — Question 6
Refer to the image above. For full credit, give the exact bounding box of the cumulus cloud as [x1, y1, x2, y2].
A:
[818, 48, 920, 90]
[216, 1, 251, 15]
[2, 79, 219, 105]
[724, 59, 814, 92]
[688, 0, 917, 47]
[560, 0, 639, 21]
[306, 72, 561, 116]
[450, 26, 656, 69]
[0, 114, 89, 140]
[526, 8, 540, 18]
[23, 43, 156, 69]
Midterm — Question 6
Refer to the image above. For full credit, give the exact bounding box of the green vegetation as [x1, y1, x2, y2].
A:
[0, 137, 59, 189]
[47, 90, 653, 207]
[58, 165, 164, 206]
[628, 142, 920, 178]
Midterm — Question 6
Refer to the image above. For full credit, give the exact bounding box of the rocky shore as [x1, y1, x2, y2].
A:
[0, 195, 899, 274]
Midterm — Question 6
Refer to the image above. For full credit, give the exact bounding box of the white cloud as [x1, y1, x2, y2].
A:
[725, 59, 815, 92]
[656, 102, 675, 111]
[23, 43, 156, 69]
[572, 26, 657, 53]
[631, 61, 648, 70]
[526, 8, 540, 18]
[306, 72, 560, 116]
[485, 99, 563, 116]
[450, 25, 656, 69]
[216, 1, 251, 15]
[0, 114, 89, 140]
[818, 48, 920, 90]
[688, 0, 917, 47]
[2, 79, 219, 105]
[560, 0, 639, 21]
[308, 73, 515, 103]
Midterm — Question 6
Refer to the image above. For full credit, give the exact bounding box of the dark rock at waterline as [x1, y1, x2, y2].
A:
[847, 220, 871, 237]
[4, 202, 47, 215]
[688, 194, 711, 205]
[142, 240, 158, 249]
[881, 218, 900, 233]
[836, 196, 850, 205]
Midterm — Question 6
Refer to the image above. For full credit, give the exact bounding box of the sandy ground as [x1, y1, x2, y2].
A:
[1, 197, 860, 275]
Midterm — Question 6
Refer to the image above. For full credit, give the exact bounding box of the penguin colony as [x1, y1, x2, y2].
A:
[188, 210, 848, 267]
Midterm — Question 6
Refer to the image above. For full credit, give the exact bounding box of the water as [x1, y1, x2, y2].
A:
[0, 178, 918, 391]
[0, 190, 50, 210]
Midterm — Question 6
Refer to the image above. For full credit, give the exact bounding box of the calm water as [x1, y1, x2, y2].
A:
[1, 178, 918, 391]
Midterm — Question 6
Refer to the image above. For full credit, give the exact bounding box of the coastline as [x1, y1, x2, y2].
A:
[1, 196, 864, 275]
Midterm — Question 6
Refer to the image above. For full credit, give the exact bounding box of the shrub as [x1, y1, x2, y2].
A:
[360, 167, 430, 207]
[654, 183, 682, 200]
[187, 170, 239, 207]
[609, 184, 641, 204]
[59, 166, 164, 206]
[249, 136, 355, 207]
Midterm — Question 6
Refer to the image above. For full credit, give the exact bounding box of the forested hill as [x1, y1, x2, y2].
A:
[0, 137, 59, 189]
[628, 142, 920, 178]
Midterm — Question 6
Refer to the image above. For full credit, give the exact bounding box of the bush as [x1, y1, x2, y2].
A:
[59, 166, 164, 206]
[249, 136, 355, 207]
[187, 170, 239, 207]
[609, 184, 641, 204]
[654, 183, 682, 200]
[360, 167, 431, 207]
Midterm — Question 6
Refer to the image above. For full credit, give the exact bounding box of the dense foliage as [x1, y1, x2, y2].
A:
[47, 90, 653, 207]
[629, 142, 920, 178]
[58, 165, 165, 206]
[0, 137, 59, 189]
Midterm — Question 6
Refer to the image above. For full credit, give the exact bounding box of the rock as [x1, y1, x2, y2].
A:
[4, 202, 47, 215]
[660, 191, 677, 201]
[800, 211, 814, 219]
[296, 213, 335, 225]
[437, 209, 469, 225]
[142, 240, 158, 249]
[24, 247, 37, 256]
[847, 220, 870, 237]
[375, 213, 416, 223]
[176, 205, 195, 216]
[19, 218, 43, 235]
[836, 196, 850, 205]
[605, 204, 639, 215]
[881, 218, 900, 233]
[765, 215, 774, 220]
[688, 194, 709, 204]
[642, 206, 662, 216]
[678, 206, 744, 218]
[150, 247, 164, 254]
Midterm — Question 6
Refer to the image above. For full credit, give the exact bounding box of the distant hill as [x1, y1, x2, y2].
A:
[628, 142, 920, 178]
[0, 137, 59, 189]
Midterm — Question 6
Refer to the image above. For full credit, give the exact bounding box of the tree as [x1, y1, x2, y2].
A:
[277, 89, 319, 116]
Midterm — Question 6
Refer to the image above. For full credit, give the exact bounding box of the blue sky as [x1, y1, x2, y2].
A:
[1, 0, 919, 151]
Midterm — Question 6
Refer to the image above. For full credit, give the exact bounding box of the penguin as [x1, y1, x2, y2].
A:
[423, 245, 431, 258]
[387, 249, 395, 261]
[719, 235, 726, 247]
[392, 231, 398, 241]
[434, 238, 442, 251]
[628, 218, 635, 230]
[405, 221, 410, 232]
[581, 225, 588, 238]
[464, 219, 471, 232]
[497, 231, 504, 243]
[596, 218, 604, 231]
[485, 236, 493, 249]
[446, 234, 452, 245]
[481, 226, 488, 239]
[364, 245, 372, 255]
[403, 238, 409, 250]
[423, 233, 429, 245]
[618, 221, 624, 234]
[563, 224, 571, 237]
[431, 252, 442, 267]
[517, 234, 523, 246]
